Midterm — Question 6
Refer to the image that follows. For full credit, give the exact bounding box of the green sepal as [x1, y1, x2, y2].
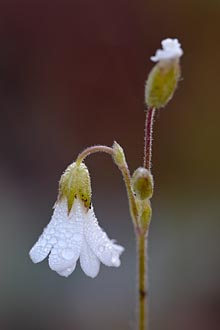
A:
[58, 162, 91, 213]
[145, 59, 181, 109]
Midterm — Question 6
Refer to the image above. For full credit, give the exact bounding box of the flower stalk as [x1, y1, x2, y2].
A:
[76, 145, 114, 164]
[144, 108, 155, 171]
[137, 106, 155, 330]
[138, 233, 148, 330]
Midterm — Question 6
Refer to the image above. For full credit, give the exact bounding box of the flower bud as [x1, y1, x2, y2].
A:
[145, 38, 183, 109]
[112, 141, 126, 167]
[58, 162, 91, 213]
[132, 167, 153, 200]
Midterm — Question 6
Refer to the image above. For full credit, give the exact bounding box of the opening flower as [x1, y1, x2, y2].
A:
[150, 38, 183, 62]
[29, 161, 124, 278]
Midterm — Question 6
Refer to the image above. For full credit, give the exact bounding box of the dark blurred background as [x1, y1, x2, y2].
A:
[1, 0, 220, 329]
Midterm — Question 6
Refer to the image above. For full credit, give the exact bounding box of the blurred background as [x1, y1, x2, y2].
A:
[1, 0, 220, 329]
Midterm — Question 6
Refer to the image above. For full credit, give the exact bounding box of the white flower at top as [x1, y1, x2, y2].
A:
[29, 198, 124, 278]
[150, 38, 183, 62]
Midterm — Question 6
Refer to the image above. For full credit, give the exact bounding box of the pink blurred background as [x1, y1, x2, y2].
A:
[1, 0, 220, 329]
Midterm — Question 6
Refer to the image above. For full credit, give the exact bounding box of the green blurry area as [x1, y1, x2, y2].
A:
[0, 0, 220, 329]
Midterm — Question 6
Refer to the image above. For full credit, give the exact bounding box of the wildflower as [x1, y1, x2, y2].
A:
[150, 38, 183, 62]
[29, 162, 124, 278]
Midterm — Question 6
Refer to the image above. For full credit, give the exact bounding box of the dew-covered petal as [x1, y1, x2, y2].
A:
[80, 239, 100, 278]
[48, 199, 84, 276]
[56, 263, 76, 277]
[84, 206, 124, 267]
[29, 199, 69, 263]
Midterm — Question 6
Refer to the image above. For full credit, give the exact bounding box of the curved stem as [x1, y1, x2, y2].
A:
[77, 144, 140, 233]
[76, 145, 114, 164]
[144, 108, 155, 171]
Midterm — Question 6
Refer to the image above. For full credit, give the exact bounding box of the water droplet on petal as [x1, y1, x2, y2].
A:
[40, 239, 46, 246]
[49, 237, 57, 244]
[58, 240, 67, 248]
[99, 245, 105, 253]
[72, 233, 81, 242]
[62, 248, 75, 260]
[111, 256, 120, 266]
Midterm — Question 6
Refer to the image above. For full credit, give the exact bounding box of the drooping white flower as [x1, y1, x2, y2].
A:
[151, 38, 183, 62]
[29, 198, 124, 278]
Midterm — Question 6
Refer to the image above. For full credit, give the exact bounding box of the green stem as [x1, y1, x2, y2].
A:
[138, 233, 148, 330]
[117, 164, 140, 234]
[76, 145, 114, 164]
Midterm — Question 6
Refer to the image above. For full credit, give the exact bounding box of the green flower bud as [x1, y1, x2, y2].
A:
[112, 141, 126, 167]
[145, 59, 181, 109]
[58, 162, 91, 213]
[132, 167, 153, 200]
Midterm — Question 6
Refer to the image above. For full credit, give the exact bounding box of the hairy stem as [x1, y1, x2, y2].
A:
[138, 233, 148, 330]
[117, 164, 140, 234]
[76, 145, 114, 164]
[144, 108, 155, 170]
[139, 107, 155, 329]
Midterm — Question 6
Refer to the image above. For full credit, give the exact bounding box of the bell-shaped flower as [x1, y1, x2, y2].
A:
[29, 161, 124, 278]
[29, 198, 124, 278]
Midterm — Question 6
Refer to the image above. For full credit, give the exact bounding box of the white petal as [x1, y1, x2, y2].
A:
[48, 199, 84, 276]
[56, 263, 76, 277]
[29, 199, 68, 263]
[84, 206, 124, 267]
[151, 38, 183, 62]
[80, 239, 100, 278]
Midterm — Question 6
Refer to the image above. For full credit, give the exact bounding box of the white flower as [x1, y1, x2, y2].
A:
[29, 199, 124, 278]
[151, 38, 183, 62]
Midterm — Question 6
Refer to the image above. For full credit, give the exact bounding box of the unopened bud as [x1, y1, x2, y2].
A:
[58, 162, 91, 213]
[112, 141, 126, 167]
[132, 167, 153, 200]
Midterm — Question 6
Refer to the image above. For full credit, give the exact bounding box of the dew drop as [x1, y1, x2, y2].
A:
[49, 237, 57, 245]
[58, 240, 67, 248]
[65, 232, 72, 238]
[111, 256, 119, 266]
[40, 239, 46, 246]
[62, 248, 75, 260]
[99, 245, 105, 253]
[72, 233, 81, 242]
